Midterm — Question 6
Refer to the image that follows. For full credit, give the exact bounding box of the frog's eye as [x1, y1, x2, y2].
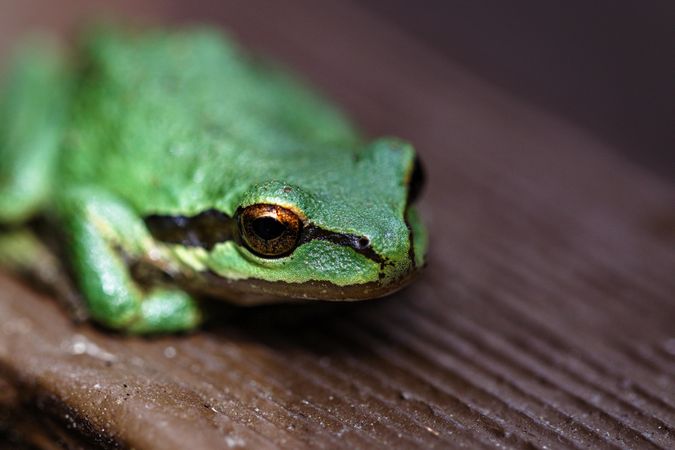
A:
[237, 204, 302, 257]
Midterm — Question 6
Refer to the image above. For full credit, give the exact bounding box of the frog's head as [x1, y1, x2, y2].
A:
[148, 138, 427, 304]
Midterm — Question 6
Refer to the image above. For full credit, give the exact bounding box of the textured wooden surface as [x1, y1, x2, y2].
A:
[1, 1, 675, 449]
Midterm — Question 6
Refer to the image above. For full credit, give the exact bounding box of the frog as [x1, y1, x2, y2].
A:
[0, 27, 427, 334]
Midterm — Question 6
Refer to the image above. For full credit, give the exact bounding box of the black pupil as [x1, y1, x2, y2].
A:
[252, 217, 286, 240]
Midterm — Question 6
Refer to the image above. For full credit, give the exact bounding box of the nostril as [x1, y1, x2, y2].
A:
[357, 237, 371, 249]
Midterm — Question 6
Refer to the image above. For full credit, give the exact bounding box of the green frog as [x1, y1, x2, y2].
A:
[0, 28, 427, 333]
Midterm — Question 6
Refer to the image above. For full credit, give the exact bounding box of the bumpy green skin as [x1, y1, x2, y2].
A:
[0, 28, 427, 333]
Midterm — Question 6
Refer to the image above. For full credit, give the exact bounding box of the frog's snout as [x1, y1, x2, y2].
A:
[371, 236, 415, 283]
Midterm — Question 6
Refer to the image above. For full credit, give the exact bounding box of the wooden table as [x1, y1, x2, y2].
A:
[1, 1, 674, 449]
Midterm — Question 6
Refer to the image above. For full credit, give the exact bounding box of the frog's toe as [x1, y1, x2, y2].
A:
[127, 289, 202, 334]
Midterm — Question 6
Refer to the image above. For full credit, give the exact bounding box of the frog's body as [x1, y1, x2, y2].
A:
[0, 28, 427, 333]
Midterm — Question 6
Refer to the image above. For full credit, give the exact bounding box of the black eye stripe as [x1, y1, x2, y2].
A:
[144, 207, 385, 265]
[300, 225, 386, 268]
[144, 209, 233, 250]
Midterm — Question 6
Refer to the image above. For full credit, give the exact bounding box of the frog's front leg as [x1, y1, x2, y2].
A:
[59, 188, 202, 334]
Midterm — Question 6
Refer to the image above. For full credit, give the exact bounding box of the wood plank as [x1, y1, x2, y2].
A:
[1, 1, 674, 449]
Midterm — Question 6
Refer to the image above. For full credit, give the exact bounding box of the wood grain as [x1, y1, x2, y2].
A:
[1, 1, 674, 449]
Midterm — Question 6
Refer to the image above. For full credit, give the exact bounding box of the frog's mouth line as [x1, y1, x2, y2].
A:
[185, 265, 420, 305]
[143, 210, 388, 267]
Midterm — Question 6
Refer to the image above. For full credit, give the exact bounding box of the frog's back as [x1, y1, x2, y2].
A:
[61, 29, 361, 215]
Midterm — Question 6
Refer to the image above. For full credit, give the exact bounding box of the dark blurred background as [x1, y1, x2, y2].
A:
[1, 0, 673, 180]
[357, 0, 675, 180]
